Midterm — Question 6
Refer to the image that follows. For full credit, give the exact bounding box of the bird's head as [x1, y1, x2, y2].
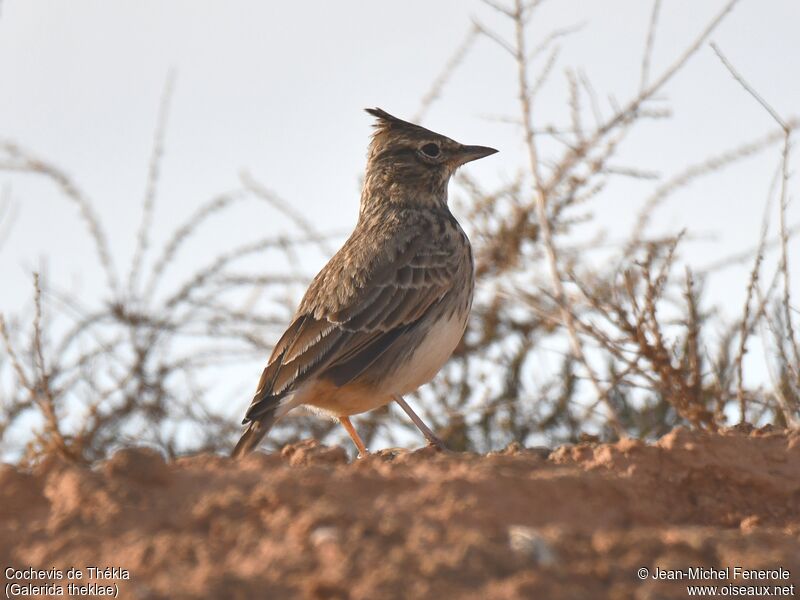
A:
[361, 108, 497, 211]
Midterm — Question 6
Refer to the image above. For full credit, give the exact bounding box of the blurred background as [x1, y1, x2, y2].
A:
[1, 0, 798, 462]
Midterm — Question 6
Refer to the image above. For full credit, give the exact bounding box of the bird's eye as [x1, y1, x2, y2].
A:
[421, 143, 440, 158]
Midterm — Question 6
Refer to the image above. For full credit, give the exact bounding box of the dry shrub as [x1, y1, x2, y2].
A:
[403, 0, 799, 451]
[0, 80, 337, 463]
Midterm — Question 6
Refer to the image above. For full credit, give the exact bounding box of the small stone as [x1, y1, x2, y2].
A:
[280, 440, 348, 467]
[740, 515, 761, 531]
[101, 447, 169, 484]
[508, 525, 557, 566]
[310, 526, 340, 547]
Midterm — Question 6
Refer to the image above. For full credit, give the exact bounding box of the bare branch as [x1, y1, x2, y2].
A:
[129, 70, 177, 296]
[415, 24, 481, 123]
[0, 142, 120, 295]
[511, 0, 624, 435]
[710, 42, 789, 131]
[240, 170, 333, 255]
[473, 20, 516, 57]
[712, 41, 800, 381]
[640, 0, 662, 92]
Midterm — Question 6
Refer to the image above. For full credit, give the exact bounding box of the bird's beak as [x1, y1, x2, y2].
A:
[453, 144, 499, 166]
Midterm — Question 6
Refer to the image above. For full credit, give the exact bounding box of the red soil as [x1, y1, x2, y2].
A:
[1, 426, 799, 599]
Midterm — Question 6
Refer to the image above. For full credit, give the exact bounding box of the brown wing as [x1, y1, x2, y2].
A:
[242, 214, 463, 423]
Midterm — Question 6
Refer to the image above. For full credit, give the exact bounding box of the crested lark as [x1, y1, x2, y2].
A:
[232, 108, 497, 458]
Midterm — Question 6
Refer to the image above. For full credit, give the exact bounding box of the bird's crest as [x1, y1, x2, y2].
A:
[365, 107, 410, 128]
[365, 107, 434, 141]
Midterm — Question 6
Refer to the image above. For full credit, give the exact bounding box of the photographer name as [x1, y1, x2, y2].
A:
[652, 566, 791, 581]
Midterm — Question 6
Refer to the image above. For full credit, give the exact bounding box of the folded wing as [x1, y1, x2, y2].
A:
[242, 221, 461, 423]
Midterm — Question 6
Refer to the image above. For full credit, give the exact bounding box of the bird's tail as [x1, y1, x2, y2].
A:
[231, 408, 280, 459]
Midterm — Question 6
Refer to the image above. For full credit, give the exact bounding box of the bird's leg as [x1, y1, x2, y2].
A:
[393, 395, 447, 451]
[338, 416, 369, 458]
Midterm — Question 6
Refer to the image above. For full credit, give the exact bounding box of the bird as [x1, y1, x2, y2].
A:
[232, 108, 497, 458]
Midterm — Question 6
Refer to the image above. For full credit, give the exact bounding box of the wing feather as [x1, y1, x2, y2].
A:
[241, 213, 466, 424]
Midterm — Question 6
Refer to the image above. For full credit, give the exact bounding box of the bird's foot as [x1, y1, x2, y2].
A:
[423, 435, 450, 453]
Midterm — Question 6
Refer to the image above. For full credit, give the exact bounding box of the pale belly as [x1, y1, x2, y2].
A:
[379, 312, 468, 396]
[294, 311, 468, 417]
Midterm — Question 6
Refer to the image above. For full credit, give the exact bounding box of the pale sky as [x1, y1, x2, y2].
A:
[1, 0, 798, 432]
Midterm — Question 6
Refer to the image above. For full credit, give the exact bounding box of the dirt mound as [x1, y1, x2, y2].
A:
[1, 427, 799, 599]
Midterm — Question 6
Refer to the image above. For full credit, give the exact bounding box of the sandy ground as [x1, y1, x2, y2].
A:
[1, 426, 799, 599]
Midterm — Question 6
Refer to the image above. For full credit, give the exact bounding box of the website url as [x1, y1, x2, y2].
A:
[687, 584, 796, 596]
